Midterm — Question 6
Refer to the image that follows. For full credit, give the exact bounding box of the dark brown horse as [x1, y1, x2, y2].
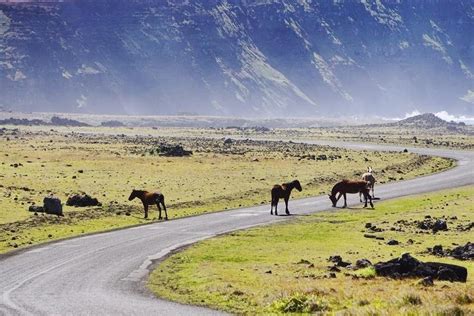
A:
[128, 189, 168, 220]
[270, 179, 302, 215]
[329, 180, 374, 208]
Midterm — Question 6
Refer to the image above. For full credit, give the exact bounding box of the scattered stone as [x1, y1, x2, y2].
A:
[28, 205, 44, 213]
[67, 193, 100, 207]
[363, 234, 377, 239]
[365, 223, 372, 228]
[43, 196, 63, 216]
[265, 270, 272, 274]
[329, 266, 341, 272]
[374, 253, 467, 282]
[387, 239, 399, 246]
[223, 138, 233, 145]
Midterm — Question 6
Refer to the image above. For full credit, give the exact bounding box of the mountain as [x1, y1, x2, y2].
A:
[0, 0, 473, 117]
[396, 112, 466, 129]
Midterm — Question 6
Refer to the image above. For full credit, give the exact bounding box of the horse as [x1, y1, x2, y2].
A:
[270, 179, 302, 215]
[360, 166, 376, 202]
[128, 189, 168, 220]
[329, 179, 374, 208]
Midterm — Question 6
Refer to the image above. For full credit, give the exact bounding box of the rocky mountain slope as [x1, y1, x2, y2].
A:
[0, 0, 473, 117]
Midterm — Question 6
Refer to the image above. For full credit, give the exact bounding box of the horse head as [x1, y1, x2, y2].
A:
[328, 194, 337, 207]
[128, 189, 138, 201]
[368, 166, 374, 174]
[293, 179, 302, 192]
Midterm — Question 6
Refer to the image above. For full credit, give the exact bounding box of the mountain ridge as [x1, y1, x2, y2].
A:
[0, 0, 473, 116]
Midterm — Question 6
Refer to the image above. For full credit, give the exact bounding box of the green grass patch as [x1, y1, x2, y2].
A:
[148, 186, 474, 315]
[0, 127, 454, 253]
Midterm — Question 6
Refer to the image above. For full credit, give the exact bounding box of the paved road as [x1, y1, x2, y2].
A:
[1, 141, 473, 316]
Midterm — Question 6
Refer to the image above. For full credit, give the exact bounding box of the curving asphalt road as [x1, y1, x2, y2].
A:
[1, 141, 473, 316]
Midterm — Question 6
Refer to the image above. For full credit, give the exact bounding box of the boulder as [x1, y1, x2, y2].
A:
[67, 194, 100, 207]
[43, 196, 63, 216]
[374, 253, 467, 282]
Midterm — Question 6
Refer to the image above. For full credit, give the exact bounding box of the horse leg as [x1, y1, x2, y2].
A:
[143, 203, 149, 219]
[274, 199, 278, 216]
[372, 185, 375, 199]
[343, 193, 347, 208]
[368, 193, 374, 209]
[359, 191, 363, 203]
[162, 198, 168, 220]
[284, 196, 290, 215]
[270, 195, 274, 215]
[363, 191, 368, 208]
[157, 202, 162, 220]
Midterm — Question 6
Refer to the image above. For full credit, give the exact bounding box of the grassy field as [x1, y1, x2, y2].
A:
[148, 186, 474, 315]
[0, 126, 454, 253]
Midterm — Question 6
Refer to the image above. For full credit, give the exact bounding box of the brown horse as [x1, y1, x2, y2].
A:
[128, 189, 168, 220]
[270, 179, 302, 215]
[329, 180, 374, 208]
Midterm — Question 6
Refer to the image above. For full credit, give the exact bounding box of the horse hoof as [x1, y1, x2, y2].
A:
[165, 217, 169, 220]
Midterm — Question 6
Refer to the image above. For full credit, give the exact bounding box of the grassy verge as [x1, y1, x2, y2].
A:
[0, 127, 454, 253]
[148, 186, 474, 315]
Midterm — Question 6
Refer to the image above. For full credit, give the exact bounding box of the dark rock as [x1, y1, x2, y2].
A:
[433, 219, 448, 233]
[224, 138, 233, 145]
[67, 193, 100, 207]
[432, 245, 444, 255]
[374, 253, 467, 282]
[43, 196, 63, 216]
[355, 259, 372, 269]
[365, 223, 372, 228]
[328, 255, 342, 263]
[449, 242, 473, 260]
[265, 270, 272, 274]
[363, 234, 377, 239]
[329, 272, 336, 278]
[387, 239, 399, 245]
[329, 255, 350, 267]
[28, 205, 44, 213]
[329, 266, 341, 272]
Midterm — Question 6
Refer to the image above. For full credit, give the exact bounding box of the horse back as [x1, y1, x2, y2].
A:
[144, 191, 163, 204]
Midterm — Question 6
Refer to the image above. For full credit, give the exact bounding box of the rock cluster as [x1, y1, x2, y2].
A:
[428, 242, 473, 261]
[374, 253, 467, 282]
[148, 144, 192, 157]
[67, 194, 101, 207]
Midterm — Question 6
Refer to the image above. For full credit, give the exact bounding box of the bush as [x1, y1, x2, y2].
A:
[271, 293, 328, 313]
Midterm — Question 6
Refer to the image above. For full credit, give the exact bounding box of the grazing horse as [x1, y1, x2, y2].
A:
[270, 179, 302, 215]
[329, 179, 374, 208]
[360, 166, 376, 202]
[128, 189, 168, 220]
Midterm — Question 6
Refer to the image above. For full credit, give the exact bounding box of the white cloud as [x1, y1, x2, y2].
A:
[460, 90, 474, 104]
